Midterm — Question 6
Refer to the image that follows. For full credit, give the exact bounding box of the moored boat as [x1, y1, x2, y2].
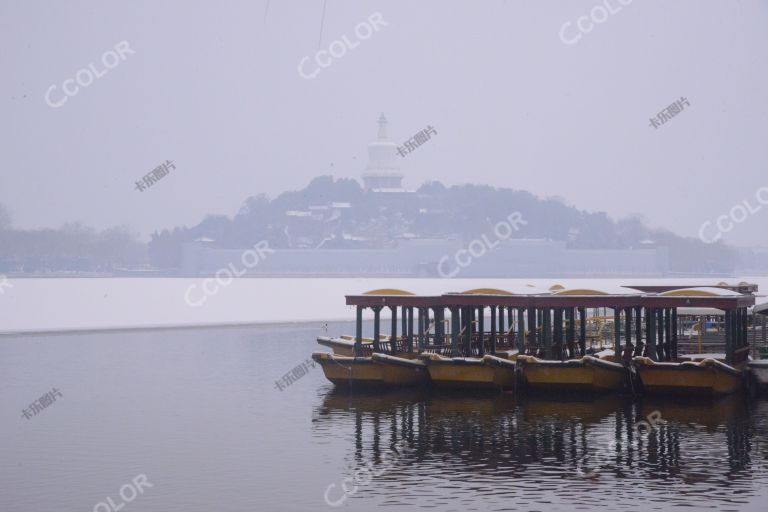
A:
[629, 288, 754, 396]
[312, 351, 429, 388]
[509, 286, 643, 394]
[420, 353, 516, 390]
[316, 335, 372, 356]
[414, 288, 533, 390]
[314, 289, 439, 388]
[312, 283, 759, 395]
[517, 355, 627, 392]
[633, 356, 743, 396]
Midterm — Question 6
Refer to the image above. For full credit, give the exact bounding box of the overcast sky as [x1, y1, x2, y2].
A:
[1, 0, 767, 246]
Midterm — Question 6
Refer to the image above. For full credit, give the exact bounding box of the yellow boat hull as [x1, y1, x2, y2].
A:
[317, 336, 372, 356]
[312, 352, 429, 387]
[517, 355, 626, 392]
[633, 357, 743, 396]
[420, 353, 516, 390]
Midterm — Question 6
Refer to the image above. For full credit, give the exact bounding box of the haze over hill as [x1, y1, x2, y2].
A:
[0, 175, 755, 276]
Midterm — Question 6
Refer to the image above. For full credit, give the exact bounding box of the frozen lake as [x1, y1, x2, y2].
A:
[1, 277, 766, 334]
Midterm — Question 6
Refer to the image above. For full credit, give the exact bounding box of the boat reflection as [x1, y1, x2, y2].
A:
[313, 388, 768, 491]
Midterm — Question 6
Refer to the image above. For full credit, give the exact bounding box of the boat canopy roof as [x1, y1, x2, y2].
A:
[754, 302, 768, 316]
[363, 288, 415, 296]
[625, 282, 759, 294]
[554, 285, 641, 296]
[346, 284, 756, 309]
[460, 288, 516, 295]
[641, 292, 754, 310]
[659, 287, 742, 297]
[442, 291, 532, 307]
[346, 289, 443, 307]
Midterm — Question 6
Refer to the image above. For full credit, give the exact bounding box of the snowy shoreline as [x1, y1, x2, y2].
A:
[1, 277, 765, 335]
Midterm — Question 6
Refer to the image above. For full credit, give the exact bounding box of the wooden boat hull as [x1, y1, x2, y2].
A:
[316, 336, 370, 356]
[420, 353, 515, 390]
[311, 352, 429, 388]
[516, 355, 626, 392]
[633, 357, 743, 396]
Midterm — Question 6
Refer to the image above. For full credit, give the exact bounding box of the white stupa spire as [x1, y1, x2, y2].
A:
[362, 113, 405, 192]
[377, 112, 388, 139]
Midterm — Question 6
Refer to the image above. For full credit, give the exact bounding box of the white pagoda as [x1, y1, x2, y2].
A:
[361, 113, 406, 192]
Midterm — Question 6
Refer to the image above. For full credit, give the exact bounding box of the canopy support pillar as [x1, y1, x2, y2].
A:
[490, 306, 497, 354]
[355, 305, 364, 357]
[517, 307, 526, 354]
[450, 307, 460, 357]
[478, 307, 485, 356]
[671, 308, 678, 359]
[614, 308, 622, 360]
[390, 306, 398, 354]
[373, 306, 382, 353]
[406, 307, 414, 353]
[543, 308, 553, 360]
[527, 308, 536, 355]
[553, 308, 563, 360]
[646, 307, 656, 361]
[725, 309, 734, 365]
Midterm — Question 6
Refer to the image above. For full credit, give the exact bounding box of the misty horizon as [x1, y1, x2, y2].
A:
[2, 1, 767, 247]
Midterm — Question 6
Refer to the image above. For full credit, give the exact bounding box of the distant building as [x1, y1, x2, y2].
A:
[181, 237, 670, 277]
[361, 113, 408, 192]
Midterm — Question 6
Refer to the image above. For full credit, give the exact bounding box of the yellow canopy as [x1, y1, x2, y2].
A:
[461, 288, 514, 295]
[363, 288, 415, 296]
